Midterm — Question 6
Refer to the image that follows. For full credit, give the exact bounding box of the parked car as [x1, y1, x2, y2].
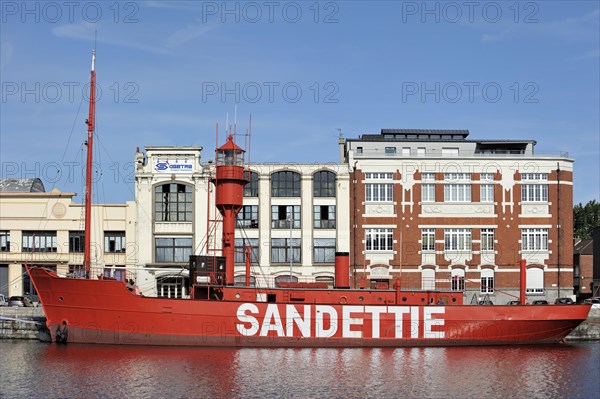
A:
[0, 294, 7, 306]
[7, 296, 33, 307]
[554, 297, 574, 305]
[507, 300, 521, 305]
[583, 297, 600, 309]
[532, 300, 549, 305]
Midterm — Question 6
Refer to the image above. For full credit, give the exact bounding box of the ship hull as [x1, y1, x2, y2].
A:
[29, 268, 591, 347]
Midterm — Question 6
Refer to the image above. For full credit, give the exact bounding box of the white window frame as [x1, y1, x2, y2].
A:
[444, 229, 472, 251]
[521, 228, 548, 251]
[521, 184, 548, 202]
[444, 184, 471, 202]
[421, 173, 436, 181]
[365, 172, 393, 180]
[480, 184, 494, 202]
[526, 267, 544, 294]
[366, 183, 393, 202]
[451, 268, 465, 291]
[421, 183, 435, 203]
[480, 268, 494, 293]
[365, 228, 394, 251]
[421, 228, 435, 252]
[421, 268, 435, 290]
[481, 228, 494, 252]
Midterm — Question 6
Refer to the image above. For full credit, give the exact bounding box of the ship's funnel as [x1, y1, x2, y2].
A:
[334, 252, 350, 289]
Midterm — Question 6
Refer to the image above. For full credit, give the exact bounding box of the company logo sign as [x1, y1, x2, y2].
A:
[154, 159, 194, 174]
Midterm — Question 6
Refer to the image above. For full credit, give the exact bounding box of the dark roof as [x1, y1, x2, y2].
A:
[574, 239, 594, 255]
[381, 129, 470, 136]
[0, 178, 45, 193]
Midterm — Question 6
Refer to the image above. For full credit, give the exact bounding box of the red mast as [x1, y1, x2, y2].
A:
[212, 135, 248, 285]
[83, 50, 96, 277]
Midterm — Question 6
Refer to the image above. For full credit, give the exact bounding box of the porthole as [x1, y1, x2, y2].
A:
[59, 296, 64, 301]
[359, 296, 364, 302]
[402, 297, 407, 302]
[235, 293, 240, 299]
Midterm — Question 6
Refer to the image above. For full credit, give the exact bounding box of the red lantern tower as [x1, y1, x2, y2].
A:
[212, 135, 248, 285]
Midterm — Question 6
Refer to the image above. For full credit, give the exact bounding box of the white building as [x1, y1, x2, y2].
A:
[134, 145, 351, 297]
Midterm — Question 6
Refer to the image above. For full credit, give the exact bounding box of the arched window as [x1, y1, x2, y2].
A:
[313, 170, 336, 197]
[316, 276, 334, 288]
[154, 183, 192, 221]
[271, 171, 300, 197]
[244, 171, 259, 197]
[481, 268, 494, 293]
[421, 268, 435, 290]
[526, 267, 544, 294]
[451, 268, 465, 291]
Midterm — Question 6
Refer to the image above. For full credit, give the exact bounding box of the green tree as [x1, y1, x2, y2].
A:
[574, 199, 600, 239]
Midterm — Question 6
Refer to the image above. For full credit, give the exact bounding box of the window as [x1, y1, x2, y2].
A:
[105, 231, 125, 253]
[365, 172, 393, 180]
[244, 171, 259, 197]
[521, 184, 548, 202]
[69, 231, 85, 253]
[365, 228, 394, 251]
[234, 238, 259, 263]
[385, 147, 396, 155]
[422, 173, 436, 181]
[422, 228, 435, 251]
[271, 238, 301, 263]
[441, 148, 459, 156]
[445, 173, 471, 181]
[421, 184, 435, 202]
[444, 184, 471, 202]
[421, 268, 435, 290]
[271, 171, 301, 197]
[402, 147, 411, 156]
[236, 205, 258, 228]
[356, 147, 363, 155]
[522, 173, 548, 181]
[314, 205, 336, 229]
[22, 231, 57, 252]
[154, 183, 192, 222]
[521, 228, 548, 251]
[481, 268, 494, 293]
[451, 269, 465, 291]
[417, 147, 426, 155]
[234, 275, 256, 286]
[155, 237, 193, 263]
[480, 173, 494, 181]
[69, 265, 85, 278]
[366, 183, 393, 202]
[313, 171, 336, 197]
[526, 267, 544, 294]
[271, 205, 300, 229]
[444, 229, 472, 251]
[314, 238, 336, 263]
[0, 231, 10, 252]
[481, 229, 494, 251]
[157, 275, 187, 298]
[113, 265, 126, 282]
[480, 184, 494, 202]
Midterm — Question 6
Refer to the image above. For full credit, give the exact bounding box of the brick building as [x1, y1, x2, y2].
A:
[343, 129, 574, 303]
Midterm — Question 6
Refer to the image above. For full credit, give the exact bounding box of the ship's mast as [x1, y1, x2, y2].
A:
[83, 50, 96, 277]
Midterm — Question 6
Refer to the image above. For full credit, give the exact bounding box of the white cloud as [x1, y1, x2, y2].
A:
[164, 23, 214, 48]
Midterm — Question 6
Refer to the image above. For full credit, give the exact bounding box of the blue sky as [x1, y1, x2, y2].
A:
[1, 1, 598, 205]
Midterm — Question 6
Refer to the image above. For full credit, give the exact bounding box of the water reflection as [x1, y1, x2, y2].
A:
[0, 341, 598, 399]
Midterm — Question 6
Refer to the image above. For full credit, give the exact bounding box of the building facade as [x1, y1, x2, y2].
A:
[344, 129, 574, 303]
[0, 178, 136, 300]
[133, 145, 350, 297]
